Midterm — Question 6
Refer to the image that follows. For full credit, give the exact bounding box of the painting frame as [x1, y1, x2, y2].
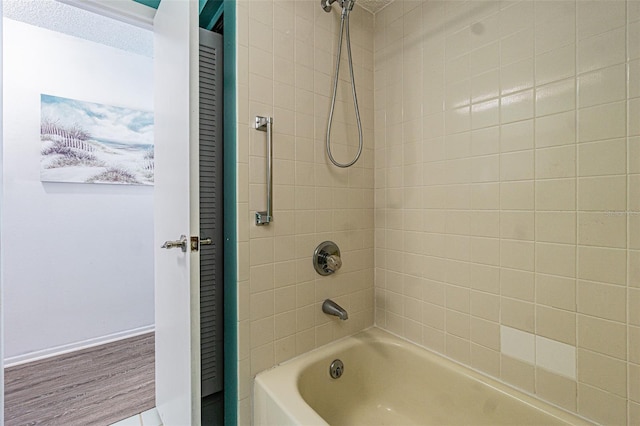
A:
[40, 94, 154, 186]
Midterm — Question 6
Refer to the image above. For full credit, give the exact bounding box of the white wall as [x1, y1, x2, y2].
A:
[1, 3, 5, 424]
[2, 18, 154, 363]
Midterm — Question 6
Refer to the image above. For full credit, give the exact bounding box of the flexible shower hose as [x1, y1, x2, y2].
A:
[326, 6, 363, 168]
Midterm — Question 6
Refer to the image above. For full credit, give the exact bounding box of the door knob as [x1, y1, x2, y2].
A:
[161, 235, 187, 252]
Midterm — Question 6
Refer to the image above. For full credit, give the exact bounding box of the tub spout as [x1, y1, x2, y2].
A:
[322, 299, 348, 320]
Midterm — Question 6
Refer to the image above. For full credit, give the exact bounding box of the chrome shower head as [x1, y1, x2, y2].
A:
[321, 0, 356, 13]
[320, 0, 337, 12]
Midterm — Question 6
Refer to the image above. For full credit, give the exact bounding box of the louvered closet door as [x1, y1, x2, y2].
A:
[199, 28, 223, 397]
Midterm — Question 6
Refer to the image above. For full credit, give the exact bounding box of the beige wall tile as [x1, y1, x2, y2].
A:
[423, 325, 445, 353]
[632, 60, 640, 99]
[471, 183, 500, 209]
[536, 243, 576, 278]
[578, 64, 626, 108]
[630, 250, 640, 288]
[445, 284, 470, 313]
[535, 212, 576, 244]
[535, 44, 575, 85]
[630, 326, 640, 364]
[500, 181, 534, 210]
[535, 178, 576, 211]
[274, 335, 296, 364]
[250, 343, 274, 376]
[577, 383, 627, 426]
[577, 175, 626, 211]
[500, 120, 533, 152]
[238, 397, 251, 426]
[501, 27, 533, 64]
[630, 288, 640, 326]
[470, 211, 500, 237]
[535, 145, 576, 179]
[577, 280, 626, 322]
[577, 212, 626, 248]
[250, 264, 274, 293]
[535, 111, 576, 148]
[631, 402, 640, 426]
[631, 213, 640, 250]
[422, 302, 445, 330]
[535, 78, 575, 117]
[470, 317, 500, 350]
[631, 363, 640, 404]
[500, 150, 534, 181]
[577, 246, 626, 285]
[238, 357, 250, 400]
[471, 343, 500, 378]
[500, 268, 534, 302]
[446, 310, 470, 339]
[577, 314, 626, 360]
[501, 355, 535, 393]
[241, 5, 376, 417]
[630, 98, 640, 136]
[470, 290, 500, 322]
[501, 298, 534, 332]
[500, 211, 534, 241]
[445, 334, 471, 365]
[577, 138, 626, 177]
[536, 274, 576, 311]
[367, 3, 636, 425]
[501, 58, 534, 97]
[250, 317, 274, 349]
[577, 101, 626, 143]
[632, 20, 640, 60]
[536, 368, 577, 412]
[500, 240, 534, 271]
[274, 310, 295, 340]
[577, 28, 626, 74]
[577, 0, 625, 40]
[536, 305, 576, 345]
[534, 3, 575, 54]
[631, 174, 640, 211]
[250, 290, 274, 321]
[578, 348, 627, 397]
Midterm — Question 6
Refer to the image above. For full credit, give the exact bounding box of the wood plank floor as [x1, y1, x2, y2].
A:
[4, 333, 155, 426]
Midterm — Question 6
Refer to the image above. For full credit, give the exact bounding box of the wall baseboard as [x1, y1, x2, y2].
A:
[4, 325, 155, 368]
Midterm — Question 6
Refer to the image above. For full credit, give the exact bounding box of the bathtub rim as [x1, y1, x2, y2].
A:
[253, 326, 594, 426]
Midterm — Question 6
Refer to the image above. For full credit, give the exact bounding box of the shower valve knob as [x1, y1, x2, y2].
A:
[325, 254, 342, 273]
[313, 241, 342, 276]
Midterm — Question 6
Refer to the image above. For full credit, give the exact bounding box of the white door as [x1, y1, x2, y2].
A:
[153, 0, 201, 425]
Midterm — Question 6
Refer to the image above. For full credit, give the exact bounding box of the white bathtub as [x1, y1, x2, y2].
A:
[254, 328, 591, 425]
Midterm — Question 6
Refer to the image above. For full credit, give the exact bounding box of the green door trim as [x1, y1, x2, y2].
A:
[221, 1, 238, 424]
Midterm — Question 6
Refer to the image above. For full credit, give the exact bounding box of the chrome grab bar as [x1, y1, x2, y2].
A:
[255, 116, 273, 225]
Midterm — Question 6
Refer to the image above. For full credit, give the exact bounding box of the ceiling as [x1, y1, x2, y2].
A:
[133, 0, 395, 17]
[132, 0, 221, 30]
[132, 0, 160, 9]
[357, 0, 394, 14]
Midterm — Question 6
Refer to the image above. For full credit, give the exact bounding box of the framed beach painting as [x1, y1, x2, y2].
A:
[40, 94, 154, 185]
